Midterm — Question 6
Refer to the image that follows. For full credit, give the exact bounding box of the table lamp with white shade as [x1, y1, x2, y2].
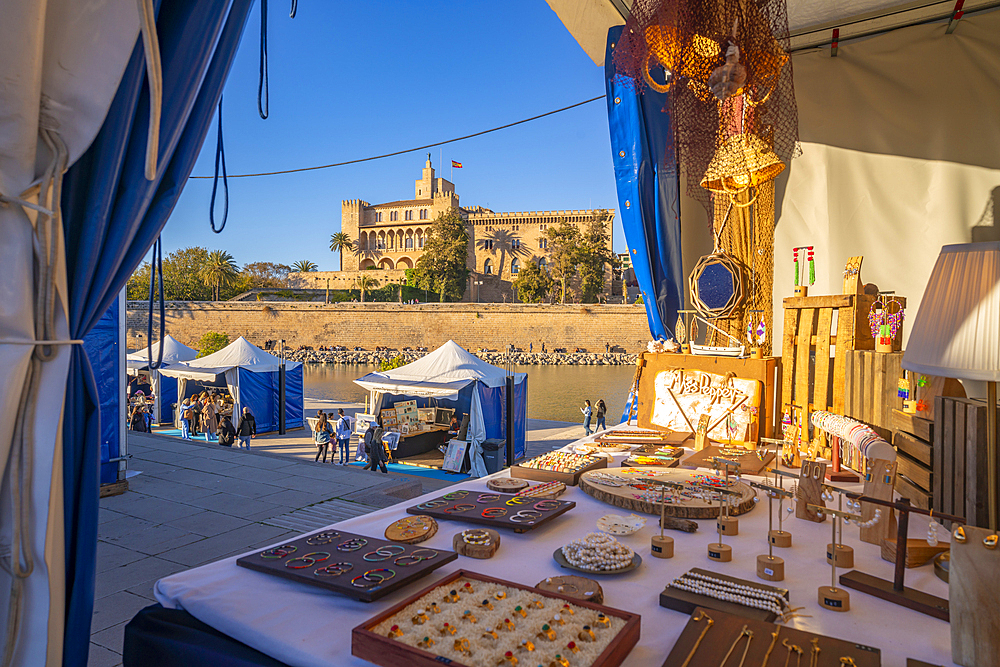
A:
[902, 242, 1000, 529]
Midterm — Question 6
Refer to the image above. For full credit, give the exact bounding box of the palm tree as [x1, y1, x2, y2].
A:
[198, 250, 239, 301]
[354, 274, 379, 303]
[329, 232, 354, 271]
[291, 260, 318, 273]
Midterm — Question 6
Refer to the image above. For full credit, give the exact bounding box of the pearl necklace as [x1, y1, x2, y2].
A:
[670, 573, 790, 618]
[561, 532, 634, 572]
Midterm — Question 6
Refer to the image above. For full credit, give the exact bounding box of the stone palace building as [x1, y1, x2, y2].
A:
[291, 157, 615, 302]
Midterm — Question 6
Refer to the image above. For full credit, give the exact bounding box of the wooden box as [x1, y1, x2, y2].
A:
[844, 350, 903, 439]
[352, 569, 641, 667]
[892, 408, 935, 510]
[511, 455, 607, 486]
[405, 490, 576, 533]
[236, 530, 458, 603]
[659, 569, 789, 623]
[934, 396, 997, 528]
[661, 606, 881, 667]
[634, 353, 780, 444]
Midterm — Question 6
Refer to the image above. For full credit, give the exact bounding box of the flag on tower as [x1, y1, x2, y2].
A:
[451, 160, 463, 168]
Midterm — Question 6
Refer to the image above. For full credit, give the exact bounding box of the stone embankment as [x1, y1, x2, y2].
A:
[282, 349, 638, 367]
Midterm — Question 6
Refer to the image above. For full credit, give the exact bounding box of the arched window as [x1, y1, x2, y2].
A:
[511, 258, 520, 274]
[390, 211, 399, 222]
[405, 234, 414, 249]
[377, 233, 386, 250]
[420, 209, 428, 220]
[417, 234, 424, 249]
[405, 210, 413, 221]
[375, 212, 383, 223]
[484, 259, 493, 275]
[539, 238, 548, 250]
[538, 257, 547, 269]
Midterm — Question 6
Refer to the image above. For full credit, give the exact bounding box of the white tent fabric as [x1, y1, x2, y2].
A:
[126, 334, 197, 370]
[158, 337, 302, 381]
[466, 388, 489, 478]
[354, 340, 526, 397]
[0, 2, 139, 664]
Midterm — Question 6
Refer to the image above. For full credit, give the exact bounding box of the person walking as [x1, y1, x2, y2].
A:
[595, 399, 607, 432]
[313, 413, 333, 463]
[179, 398, 193, 440]
[218, 415, 236, 447]
[580, 399, 593, 436]
[334, 408, 352, 466]
[189, 396, 202, 437]
[202, 396, 218, 442]
[363, 419, 388, 473]
[236, 407, 257, 450]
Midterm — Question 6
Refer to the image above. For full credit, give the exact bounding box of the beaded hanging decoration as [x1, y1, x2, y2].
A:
[897, 378, 911, 399]
[792, 246, 815, 287]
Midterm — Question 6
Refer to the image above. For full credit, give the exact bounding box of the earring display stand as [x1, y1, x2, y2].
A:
[795, 460, 827, 522]
[824, 487, 854, 568]
[859, 459, 897, 546]
[652, 484, 674, 559]
[809, 503, 853, 612]
[714, 458, 740, 537]
[839, 496, 964, 621]
[763, 465, 797, 547]
[747, 480, 793, 581]
[660, 606, 881, 667]
[706, 485, 742, 562]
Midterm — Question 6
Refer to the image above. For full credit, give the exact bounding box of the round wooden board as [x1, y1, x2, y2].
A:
[534, 575, 604, 604]
[384, 515, 438, 544]
[452, 529, 501, 559]
[578, 467, 757, 519]
[553, 548, 642, 576]
[487, 477, 530, 493]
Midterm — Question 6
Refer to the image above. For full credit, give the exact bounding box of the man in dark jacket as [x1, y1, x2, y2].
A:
[362, 420, 387, 473]
[218, 415, 237, 447]
[236, 407, 256, 450]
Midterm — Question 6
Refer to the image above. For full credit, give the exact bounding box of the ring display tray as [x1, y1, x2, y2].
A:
[352, 569, 641, 667]
[511, 454, 608, 485]
[681, 444, 775, 475]
[236, 529, 457, 603]
[405, 490, 575, 533]
[659, 568, 789, 623]
[661, 606, 881, 666]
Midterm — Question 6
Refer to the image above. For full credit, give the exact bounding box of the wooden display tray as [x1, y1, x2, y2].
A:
[659, 569, 789, 623]
[578, 468, 758, 519]
[236, 530, 457, 603]
[405, 490, 575, 533]
[620, 454, 682, 468]
[595, 430, 675, 446]
[511, 455, 608, 486]
[352, 569, 641, 667]
[661, 606, 881, 666]
[681, 444, 774, 475]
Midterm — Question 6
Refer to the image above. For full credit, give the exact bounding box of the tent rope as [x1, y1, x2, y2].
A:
[146, 237, 166, 370]
[258, 0, 269, 119]
[209, 97, 229, 233]
[136, 0, 163, 180]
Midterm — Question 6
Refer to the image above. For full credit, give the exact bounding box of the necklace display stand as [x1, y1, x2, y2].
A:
[810, 503, 852, 612]
[823, 486, 854, 568]
[714, 458, 740, 537]
[706, 486, 741, 562]
[652, 484, 675, 559]
[747, 480, 792, 582]
[763, 464, 795, 547]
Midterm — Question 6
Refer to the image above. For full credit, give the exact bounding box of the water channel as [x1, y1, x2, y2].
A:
[304, 363, 637, 424]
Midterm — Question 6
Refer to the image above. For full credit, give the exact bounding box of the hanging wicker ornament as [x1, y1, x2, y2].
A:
[689, 252, 745, 319]
[700, 133, 785, 206]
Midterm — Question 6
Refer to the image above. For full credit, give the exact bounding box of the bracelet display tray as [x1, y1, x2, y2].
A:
[681, 444, 775, 475]
[405, 490, 575, 533]
[510, 456, 608, 486]
[661, 606, 881, 666]
[236, 529, 457, 603]
[659, 568, 789, 623]
[352, 569, 641, 667]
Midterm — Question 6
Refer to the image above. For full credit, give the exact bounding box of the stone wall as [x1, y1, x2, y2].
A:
[126, 302, 651, 353]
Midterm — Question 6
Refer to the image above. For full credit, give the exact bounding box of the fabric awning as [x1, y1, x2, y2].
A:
[353, 374, 472, 399]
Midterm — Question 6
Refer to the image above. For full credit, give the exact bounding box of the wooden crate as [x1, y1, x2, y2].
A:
[510, 456, 607, 486]
[844, 350, 903, 439]
[933, 396, 997, 528]
[352, 569, 641, 667]
[892, 422, 934, 511]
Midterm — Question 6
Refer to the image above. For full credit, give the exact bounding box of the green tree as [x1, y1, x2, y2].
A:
[241, 262, 291, 289]
[198, 250, 240, 301]
[329, 232, 354, 271]
[412, 208, 470, 302]
[354, 274, 379, 303]
[545, 220, 582, 304]
[576, 211, 614, 303]
[127, 246, 214, 301]
[291, 260, 318, 273]
[512, 258, 554, 303]
[196, 332, 230, 358]
[379, 355, 406, 372]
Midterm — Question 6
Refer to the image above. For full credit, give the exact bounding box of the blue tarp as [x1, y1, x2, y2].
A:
[476, 380, 527, 462]
[237, 365, 304, 434]
[82, 299, 121, 485]
[158, 374, 178, 424]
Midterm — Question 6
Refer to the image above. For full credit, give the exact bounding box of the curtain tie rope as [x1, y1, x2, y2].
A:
[0, 192, 56, 218]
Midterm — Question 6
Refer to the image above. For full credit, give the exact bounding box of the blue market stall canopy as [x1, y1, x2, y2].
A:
[354, 340, 526, 399]
[158, 336, 298, 380]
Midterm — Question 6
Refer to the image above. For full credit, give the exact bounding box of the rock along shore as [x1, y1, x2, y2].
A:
[282, 349, 638, 367]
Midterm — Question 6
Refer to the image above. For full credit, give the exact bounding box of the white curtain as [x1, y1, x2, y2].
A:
[466, 384, 489, 478]
[225, 368, 240, 422]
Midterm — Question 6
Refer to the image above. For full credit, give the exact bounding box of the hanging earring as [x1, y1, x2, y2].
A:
[926, 511, 939, 547]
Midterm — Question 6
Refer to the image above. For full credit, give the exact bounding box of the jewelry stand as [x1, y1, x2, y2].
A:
[651, 484, 674, 559]
[826, 435, 860, 483]
[823, 486, 854, 568]
[763, 465, 796, 547]
[809, 503, 851, 612]
[706, 485, 740, 563]
[747, 480, 793, 582]
[795, 460, 827, 522]
[839, 496, 964, 621]
[713, 458, 740, 537]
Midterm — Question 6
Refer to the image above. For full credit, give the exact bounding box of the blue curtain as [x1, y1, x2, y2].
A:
[82, 300, 122, 485]
[59, 2, 254, 664]
[604, 25, 684, 341]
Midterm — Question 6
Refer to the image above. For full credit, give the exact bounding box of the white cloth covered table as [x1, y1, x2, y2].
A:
[155, 436, 957, 666]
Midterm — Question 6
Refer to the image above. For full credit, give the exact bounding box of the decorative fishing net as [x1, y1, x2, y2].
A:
[613, 0, 800, 213]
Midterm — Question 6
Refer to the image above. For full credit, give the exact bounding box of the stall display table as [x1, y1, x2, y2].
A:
[391, 425, 450, 459]
[141, 428, 958, 667]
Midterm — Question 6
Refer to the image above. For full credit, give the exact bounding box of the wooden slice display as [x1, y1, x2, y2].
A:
[452, 528, 500, 559]
[553, 548, 642, 576]
[486, 477, 530, 493]
[578, 467, 757, 519]
[535, 575, 604, 604]
[384, 515, 438, 544]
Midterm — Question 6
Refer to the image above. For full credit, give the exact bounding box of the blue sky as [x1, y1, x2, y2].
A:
[160, 0, 624, 271]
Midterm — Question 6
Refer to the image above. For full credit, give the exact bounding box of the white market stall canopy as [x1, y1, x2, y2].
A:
[126, 334, 197, 371]
[159, 336, 301, 380]
[545, 0, 1000, 64]
[354, 340, 526, 399]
